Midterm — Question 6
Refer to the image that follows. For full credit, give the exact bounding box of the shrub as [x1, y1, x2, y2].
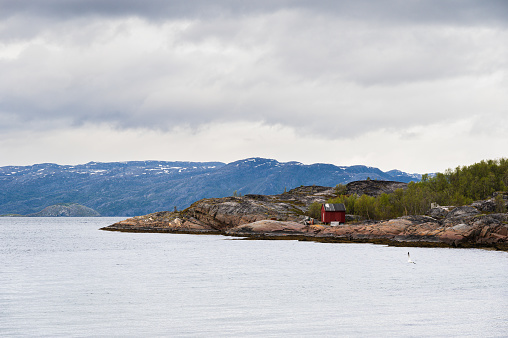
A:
[307, 202, 322, 219]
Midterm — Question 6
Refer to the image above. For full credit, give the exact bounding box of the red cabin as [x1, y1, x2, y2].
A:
[321, 203, 346, 224]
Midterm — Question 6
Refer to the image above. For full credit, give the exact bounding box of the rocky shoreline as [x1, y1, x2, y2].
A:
[100, 183, 508, 251]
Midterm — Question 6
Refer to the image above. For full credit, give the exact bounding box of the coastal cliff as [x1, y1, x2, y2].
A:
[101, 182, 508, 251]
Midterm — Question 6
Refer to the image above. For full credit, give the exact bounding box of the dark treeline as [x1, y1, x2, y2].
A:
[318, 159, 508, 220]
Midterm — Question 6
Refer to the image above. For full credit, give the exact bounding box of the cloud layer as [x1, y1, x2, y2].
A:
[1, 0, 507, 172]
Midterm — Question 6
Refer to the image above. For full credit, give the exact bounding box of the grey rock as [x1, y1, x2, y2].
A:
[452, 223, 473, 231]
[493, 192, 508, 199]
[446, 206, 480, 219]
[427, 206, 450, 218]
[471, 199, 497, 212]
[346, 214, 363, 222]
[345, 180, 407, 197]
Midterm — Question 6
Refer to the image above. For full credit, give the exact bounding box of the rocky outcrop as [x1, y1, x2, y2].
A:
[445, 205, 480, 219]
[103, 186, 336, 233]
[318, 213, 508, 249]
[345, 180, 407, 197]
[185, 196, 304, 230]
[226, 220, 312, 236]
[221, 212, 508, 249]
[101, 184, 508, 251]
[105, 211, 215, 233]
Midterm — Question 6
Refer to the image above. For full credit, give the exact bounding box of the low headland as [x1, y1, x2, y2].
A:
[101, 181, 508, 251]
[1, 203, 100, 217]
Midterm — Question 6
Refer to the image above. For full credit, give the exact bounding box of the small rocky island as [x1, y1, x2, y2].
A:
[101, 181, 508, 251]
[1, 203, 101, 217]
[29, 203, 101, 217]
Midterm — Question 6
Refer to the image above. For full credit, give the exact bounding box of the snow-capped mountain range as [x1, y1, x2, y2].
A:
[0, 158, 423, 216]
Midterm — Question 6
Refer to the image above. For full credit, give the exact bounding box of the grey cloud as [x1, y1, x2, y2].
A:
[1, 0, 507, 24]
[1, 1, 507, 141]
[176, 11, 508, 85]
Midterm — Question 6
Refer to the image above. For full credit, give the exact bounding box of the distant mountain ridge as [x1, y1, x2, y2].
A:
[0, 158, 422, 216]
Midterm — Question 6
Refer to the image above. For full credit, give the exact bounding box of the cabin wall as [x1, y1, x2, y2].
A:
[321, 209, 346, 223]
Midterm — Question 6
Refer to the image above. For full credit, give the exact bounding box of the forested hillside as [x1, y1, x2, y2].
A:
[326, 159, 508, 220]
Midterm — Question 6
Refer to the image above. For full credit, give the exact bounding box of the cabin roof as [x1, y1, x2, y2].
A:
[322, 203, 346, 212]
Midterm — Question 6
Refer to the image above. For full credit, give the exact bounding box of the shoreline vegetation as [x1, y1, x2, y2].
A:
[101, 159, 508, 251]
[313, 158, 508, 220]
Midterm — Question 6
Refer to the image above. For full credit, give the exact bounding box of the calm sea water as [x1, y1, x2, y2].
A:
[1, 217, 507, 337]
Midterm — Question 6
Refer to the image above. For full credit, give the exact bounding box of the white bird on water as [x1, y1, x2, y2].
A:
[408, 252, 416, 264]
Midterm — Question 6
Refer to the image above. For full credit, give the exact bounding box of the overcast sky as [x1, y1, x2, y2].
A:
[1, 0, 507, 173]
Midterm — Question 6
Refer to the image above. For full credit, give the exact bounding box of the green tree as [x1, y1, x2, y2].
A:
[375, 193, 394, 219]
[334, 184, 347, 195]
[322, 158, 508, 221]
[354, 194, 375, 219]
[307, 202, 322, 219]
[495, 194, 507, 213]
